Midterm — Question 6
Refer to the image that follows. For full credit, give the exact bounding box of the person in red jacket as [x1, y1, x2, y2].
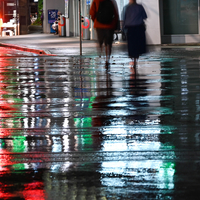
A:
[90, 0, 119, 66]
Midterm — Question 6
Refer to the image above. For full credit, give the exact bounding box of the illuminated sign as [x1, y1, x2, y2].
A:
[7, 3, 15, 6]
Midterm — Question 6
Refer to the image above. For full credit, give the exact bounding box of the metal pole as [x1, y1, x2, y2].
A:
[16, 0, 20, 35]
[79, 0, 82, 55]
[15, 0, 17, 35]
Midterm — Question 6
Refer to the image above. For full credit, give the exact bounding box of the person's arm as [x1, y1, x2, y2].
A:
[122, 5, 129, 30]
[142, 6, 147, 20]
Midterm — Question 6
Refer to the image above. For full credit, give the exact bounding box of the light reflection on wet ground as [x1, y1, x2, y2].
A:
[0, 46, 200, 199]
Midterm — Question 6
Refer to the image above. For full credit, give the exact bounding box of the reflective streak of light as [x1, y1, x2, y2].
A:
[103, 140, 161, 151]
[63, 135, 69, 152]
[0, 55, 46, 200]
[23, 182, 45, 200]
[1, 50, 200, 199]
[101, 161, 175, 190]
[0, 149, 15, 171]
[100, 124, 175, 189]
[52, 136, 62, 152]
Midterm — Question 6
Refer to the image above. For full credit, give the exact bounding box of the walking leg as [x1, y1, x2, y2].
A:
[105, 44, 112, 65]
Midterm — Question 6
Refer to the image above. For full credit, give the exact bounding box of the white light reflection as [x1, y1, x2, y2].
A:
[63, 118, 69, 128]
[101, 160, 175, 190]
[101, 125, 175, 190]
[60, 162, 71, 172]
[108, 102, 130, 108]
[51, 164, 61, 172]
[52, 136, 62, 152]
[103, 127, 162, 135]
[63, 135, 69, 152]
[23, 118, 29, 128]
[31, 117, 35, 128]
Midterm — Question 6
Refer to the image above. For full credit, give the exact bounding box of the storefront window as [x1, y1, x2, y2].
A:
[163, 0, 198, 35]
[0, 0, 17, 23]
[116, 0, 129, 20]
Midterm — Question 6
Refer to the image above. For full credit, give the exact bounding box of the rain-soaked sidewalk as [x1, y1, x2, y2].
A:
[1, 34, 200, 199]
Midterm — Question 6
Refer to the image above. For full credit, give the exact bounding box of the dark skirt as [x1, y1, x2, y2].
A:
[127, 24, 146, 58]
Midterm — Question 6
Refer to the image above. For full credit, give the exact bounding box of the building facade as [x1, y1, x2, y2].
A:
[44, 0, 200, 44]
[42, 0, 160, 44]
[161, 0, 199, 44]
[0, 0, 36, 35]
[1, 0, 199, 44]
[42, 0, 200, 45]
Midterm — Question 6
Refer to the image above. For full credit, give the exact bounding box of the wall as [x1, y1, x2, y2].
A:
[43, 0, 65, 33]
[138, 0, 161, 45]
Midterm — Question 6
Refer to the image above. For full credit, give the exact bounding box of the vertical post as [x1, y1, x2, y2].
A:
[16, 0, 20, 35]
[15, 0, 18, 35]
[79, 0, 82, 56]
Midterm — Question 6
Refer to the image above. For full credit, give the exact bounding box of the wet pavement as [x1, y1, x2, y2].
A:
[1, 35, 200, 199]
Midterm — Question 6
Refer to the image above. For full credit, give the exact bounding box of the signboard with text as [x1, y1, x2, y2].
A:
[48, 9, 58, 24]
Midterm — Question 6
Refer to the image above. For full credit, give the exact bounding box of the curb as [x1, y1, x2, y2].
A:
[0, 42, 56, 56]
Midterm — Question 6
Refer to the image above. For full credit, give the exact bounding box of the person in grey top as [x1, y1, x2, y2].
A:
[123, 0, 147, 67]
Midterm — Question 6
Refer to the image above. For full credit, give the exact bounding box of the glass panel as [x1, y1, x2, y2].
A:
[115, 0, 129, 20]
[163, 0, 198, 35]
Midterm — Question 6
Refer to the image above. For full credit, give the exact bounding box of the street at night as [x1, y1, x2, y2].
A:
[0, 35, 200, 199]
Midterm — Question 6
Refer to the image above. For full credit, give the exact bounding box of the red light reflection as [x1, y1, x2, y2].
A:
[0, 57, 17, 171]
[0, 57, 45, 199]
[0, 57, 17, 118]
[23, 182, 45, 200]
[0, 191, 14, 199]
[0, 150, 16, 171]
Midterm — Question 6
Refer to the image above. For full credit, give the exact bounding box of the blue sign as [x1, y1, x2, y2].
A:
[48, 9, 58, 24]
[86, 0, 90, 5]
